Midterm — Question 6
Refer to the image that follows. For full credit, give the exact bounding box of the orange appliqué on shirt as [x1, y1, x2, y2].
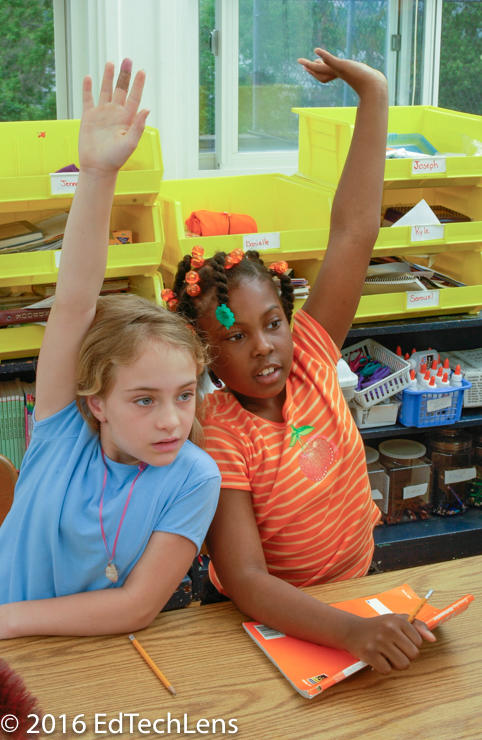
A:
[289, 424, 339, 482]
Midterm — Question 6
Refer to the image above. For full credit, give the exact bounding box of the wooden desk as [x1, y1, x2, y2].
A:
[2, 556, 481, 740]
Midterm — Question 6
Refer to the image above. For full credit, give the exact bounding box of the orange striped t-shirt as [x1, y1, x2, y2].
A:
[201, 309, 380, 592]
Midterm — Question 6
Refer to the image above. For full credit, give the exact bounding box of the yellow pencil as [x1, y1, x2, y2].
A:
[408, 589, 433, 623]
[128, 634, 176, 696]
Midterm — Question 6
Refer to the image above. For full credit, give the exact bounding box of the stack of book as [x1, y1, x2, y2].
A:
[0, 379, 35, 470]
[0, 279, 130, 328]
[0, 213, 67, 255]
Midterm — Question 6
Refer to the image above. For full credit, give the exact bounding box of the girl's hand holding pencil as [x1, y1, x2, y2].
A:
[343, 609, 436, 675]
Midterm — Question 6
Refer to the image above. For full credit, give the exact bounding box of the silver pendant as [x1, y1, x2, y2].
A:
[105, 562, 119, 583]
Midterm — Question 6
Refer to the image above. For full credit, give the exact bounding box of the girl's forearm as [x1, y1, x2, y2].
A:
[227, 569, 360, 651]
[1, 587, 155, 639]
[330, 80, 388, 244]
[54, 169, 118, 312]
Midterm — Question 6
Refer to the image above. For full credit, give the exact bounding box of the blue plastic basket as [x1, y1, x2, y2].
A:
[399, 379, 471, 428]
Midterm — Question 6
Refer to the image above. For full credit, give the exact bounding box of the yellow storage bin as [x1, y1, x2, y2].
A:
[0, 120, 163, 209]
[0, 272, 164, 361]
[293, 106, 482, 189]
[374, 184, 482, 257]
[0, 202, 164, 288]
[158, 173, 334, 284]
[355, 250, 482, 323]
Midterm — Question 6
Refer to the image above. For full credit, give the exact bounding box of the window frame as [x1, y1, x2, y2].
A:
[54, 0, 443, 180]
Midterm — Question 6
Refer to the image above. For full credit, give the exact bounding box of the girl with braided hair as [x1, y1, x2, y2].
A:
[167, 48, 435, 675]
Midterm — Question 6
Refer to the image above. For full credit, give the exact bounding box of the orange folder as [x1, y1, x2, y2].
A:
[243, 583, 474, 699]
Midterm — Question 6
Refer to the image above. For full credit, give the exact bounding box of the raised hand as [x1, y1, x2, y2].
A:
[78, 59, 149, 175]
[298, 48, 386, 97]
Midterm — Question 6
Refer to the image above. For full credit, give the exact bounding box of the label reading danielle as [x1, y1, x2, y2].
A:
[243, 232, 280, 251]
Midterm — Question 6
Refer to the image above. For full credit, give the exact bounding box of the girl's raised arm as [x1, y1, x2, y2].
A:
[35, 60, 149, 420]
[299, 49, 388, 348]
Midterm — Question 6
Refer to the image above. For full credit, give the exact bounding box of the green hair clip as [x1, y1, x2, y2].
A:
[215, 303, 235, 329]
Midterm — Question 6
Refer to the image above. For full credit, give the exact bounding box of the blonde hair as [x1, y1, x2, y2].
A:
[76, 294, 208, 445]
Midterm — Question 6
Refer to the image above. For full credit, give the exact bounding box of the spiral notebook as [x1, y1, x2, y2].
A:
[243, 583, 474, 699]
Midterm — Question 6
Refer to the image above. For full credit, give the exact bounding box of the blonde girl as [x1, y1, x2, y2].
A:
[0, 60, 220, 638]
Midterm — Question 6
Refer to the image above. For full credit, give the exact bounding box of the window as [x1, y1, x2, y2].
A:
[199, 0, 431, 172]
[438, 0, 482, 115]
[51, 1, 479, 180]
[0, 0, 56, 121]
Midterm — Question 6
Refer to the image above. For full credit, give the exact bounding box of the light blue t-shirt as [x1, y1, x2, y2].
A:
[0, 402, 220, 603]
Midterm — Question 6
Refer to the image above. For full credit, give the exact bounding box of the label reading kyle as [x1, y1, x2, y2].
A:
[411, 157, 447, 175]
[426, 394, 452, 412]
[444, 467, 477, 485]
[243, 232, 280, 251]
[50, 171, 79, 194]
[410, 224, 445, 242]
[403, 483, 428, 500]
[406, 290, 440, 310]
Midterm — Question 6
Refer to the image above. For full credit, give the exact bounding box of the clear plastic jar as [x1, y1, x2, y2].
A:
[427, 429, 475, 516]
[474, 432, 482, 478]
[364, 445, 389, 517]
[378, 438, 432, 524]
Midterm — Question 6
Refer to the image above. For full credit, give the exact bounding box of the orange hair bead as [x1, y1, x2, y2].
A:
[186, 283, 201, 297]
[185, 270, 200, 284]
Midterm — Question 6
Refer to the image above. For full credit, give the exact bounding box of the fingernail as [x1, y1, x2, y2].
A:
[121, 58, 132, 72]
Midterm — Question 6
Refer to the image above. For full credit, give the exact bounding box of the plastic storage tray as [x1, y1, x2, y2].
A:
[0, 273, 164, 361]
[0, 120, 163, 209]
[350, 399, 401, 428]
[158, 174, 334, 283]
[341, 339, 411, 409]
[398, 379, 471, 427]
[0, 202, 164, 288]
[293, 105, 482, 189]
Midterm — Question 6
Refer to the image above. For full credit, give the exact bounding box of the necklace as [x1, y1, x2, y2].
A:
[99, 449, 147, 583]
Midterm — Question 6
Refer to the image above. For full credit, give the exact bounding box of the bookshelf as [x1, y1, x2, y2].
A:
[343, 312, 482, 571]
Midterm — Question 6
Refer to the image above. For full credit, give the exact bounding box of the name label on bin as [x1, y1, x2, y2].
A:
[243, 232, 280, 251]
[411, 157, 447, 175]
[410, 224, 445, 242]
[50, 172, 79, 194]
[403, 483, 428, 500]
[426, 394, 452, 413]
[444, 467, 477, 485]
[406, 290, 439, 310]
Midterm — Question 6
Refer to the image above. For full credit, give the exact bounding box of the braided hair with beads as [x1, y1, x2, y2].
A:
[171, 249, 294, 330]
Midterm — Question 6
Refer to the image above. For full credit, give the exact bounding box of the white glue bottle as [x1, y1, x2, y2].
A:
[451, 364, 463, 387]
[440, 372, 450, 388]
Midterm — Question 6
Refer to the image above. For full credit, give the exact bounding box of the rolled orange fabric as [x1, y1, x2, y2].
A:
[185, 210, 257, 236]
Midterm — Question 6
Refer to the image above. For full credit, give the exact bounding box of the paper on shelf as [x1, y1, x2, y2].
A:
[391, 199, 441, 227]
